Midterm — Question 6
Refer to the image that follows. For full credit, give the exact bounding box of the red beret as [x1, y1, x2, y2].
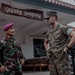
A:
[4, 23, 13, 31]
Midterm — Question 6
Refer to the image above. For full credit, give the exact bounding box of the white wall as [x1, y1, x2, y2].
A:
[21, 37, 34, 59]
[60, 0, 75, 5]
[0, 31, 5, 40]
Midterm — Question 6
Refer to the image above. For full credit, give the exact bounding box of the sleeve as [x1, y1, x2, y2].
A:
[67, 28, 73, 36]
[0, 41, 4, 66]
[61, 26, 73, 36]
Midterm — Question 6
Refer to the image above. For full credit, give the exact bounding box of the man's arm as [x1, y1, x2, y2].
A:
[0, 42, 6, 72]
[67, 30, 75, 48]
[44, 38, 48, 51]
[64, 30, 75, 51]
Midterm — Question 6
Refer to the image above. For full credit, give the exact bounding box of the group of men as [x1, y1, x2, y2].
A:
[0, 11, 75, 75]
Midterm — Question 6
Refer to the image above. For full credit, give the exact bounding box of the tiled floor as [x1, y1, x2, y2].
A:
[23, 71, 49, 75]
[0, 71, 50, 75]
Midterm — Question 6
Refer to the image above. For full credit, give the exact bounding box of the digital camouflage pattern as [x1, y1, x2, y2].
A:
[45, 24, 73, 75]
[0, 38, 24, 75]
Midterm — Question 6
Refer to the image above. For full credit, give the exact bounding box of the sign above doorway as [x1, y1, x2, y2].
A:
[1, 3, 43, 21]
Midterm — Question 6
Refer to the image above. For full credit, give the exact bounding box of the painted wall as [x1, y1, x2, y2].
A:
[21, 37, 34, 59]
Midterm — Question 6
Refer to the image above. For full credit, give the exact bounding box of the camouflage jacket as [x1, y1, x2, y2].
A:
[45, 24, 73, 57]
[0, 37, 24, 68]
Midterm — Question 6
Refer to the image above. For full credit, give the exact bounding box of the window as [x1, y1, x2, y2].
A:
[33, 38, 46, 57]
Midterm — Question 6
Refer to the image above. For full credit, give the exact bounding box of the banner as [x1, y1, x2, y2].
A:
[1, 3, 43, 21]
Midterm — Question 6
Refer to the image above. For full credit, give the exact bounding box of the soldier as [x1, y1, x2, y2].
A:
[44, 11, 75, 75]
[0, 23, 25, 75]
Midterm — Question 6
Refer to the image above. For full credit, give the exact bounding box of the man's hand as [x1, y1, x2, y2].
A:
[64, 47, 68, 52]
[0, 65, 6, 72]
[20, 59, 25, 66]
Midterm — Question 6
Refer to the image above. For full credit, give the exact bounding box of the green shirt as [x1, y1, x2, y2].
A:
[45, 24, 73, 57]
[0, 38, 24, 69]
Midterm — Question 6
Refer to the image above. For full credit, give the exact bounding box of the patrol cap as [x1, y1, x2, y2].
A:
[4, 23, 13, 31]
[44, 11, 57, 20]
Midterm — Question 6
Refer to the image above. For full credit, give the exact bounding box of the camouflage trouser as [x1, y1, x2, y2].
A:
[3, 64, 22, 75]
[3, 59, 23, 75]
[48, 51, 71, 75]
[3, 69, 22, 75]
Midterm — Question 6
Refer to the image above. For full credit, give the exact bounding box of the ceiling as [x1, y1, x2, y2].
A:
[0, 0, 75, 38]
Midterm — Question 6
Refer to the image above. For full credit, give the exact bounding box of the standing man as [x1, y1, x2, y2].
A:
[0, 23, 25, 75]
[44, 11, 75, 75]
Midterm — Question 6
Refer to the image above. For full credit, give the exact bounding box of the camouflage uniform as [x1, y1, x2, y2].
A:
[0, 38, 25, 75]
[45, 24, 73, 75]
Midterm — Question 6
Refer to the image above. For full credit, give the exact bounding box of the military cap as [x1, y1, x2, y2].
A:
[4, 23, 13, 31]
[44, 11, 57, 20]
